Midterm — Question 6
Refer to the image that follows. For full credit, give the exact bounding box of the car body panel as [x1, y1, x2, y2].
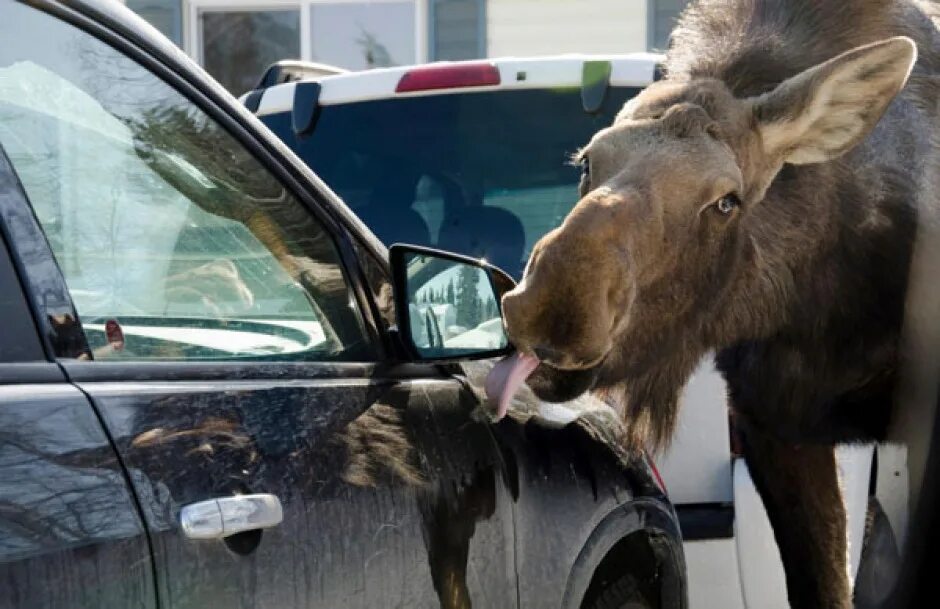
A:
[456, 361, 682, 608]
[73, 371, 518, 609]
[494, 420, 678, 607]
[0, 383, 156, 609]
[0, 224, 46, 364]
[0, 146, 89, 359]
[875, 444, 910, 548]
[657, 359, 734, 505]
[733, 445, 874, 609]
[682, 540, 746, 609]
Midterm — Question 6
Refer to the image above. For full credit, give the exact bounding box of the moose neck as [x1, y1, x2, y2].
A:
[716, 154, 912, 326]
[614, 155, 918, 451]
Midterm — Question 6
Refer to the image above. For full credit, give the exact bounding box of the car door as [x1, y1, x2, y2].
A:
[0, 176, 156, 608]
[0, 3, 517, 608]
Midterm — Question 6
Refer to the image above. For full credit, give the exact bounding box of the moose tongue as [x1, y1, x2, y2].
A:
[485, 352, 540, 420]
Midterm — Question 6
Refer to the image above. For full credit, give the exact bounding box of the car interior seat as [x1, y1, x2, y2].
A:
[356, 166, 431, 247]
[438, 206, 526, 279]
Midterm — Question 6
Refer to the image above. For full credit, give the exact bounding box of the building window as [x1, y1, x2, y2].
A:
[128, 0, 486, 95]
[310, 2, 417, 70]
[127, 0, 183, 45]
[183, 0, 424, 95]
[201, 9, 301, 94]
[648, 0, 688, 51]
[429, 0, 485, 61]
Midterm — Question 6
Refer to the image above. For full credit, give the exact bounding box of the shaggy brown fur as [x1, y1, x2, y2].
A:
[341, 403, 426, 487]
[500, 1, 940, 607]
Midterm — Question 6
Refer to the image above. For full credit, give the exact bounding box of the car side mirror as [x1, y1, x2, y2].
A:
[390, 244, 515, 361]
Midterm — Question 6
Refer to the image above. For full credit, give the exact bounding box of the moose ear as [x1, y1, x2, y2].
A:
[753, 36, 917, 165]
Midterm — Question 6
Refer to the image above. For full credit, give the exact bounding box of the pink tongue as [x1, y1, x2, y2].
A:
[485, 352, 540, 420]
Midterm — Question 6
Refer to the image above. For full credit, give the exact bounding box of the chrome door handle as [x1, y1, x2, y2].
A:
[180, 494, 283, 540]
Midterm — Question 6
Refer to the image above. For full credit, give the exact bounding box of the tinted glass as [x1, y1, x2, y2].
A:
[269, 87, 640, 279]
[0, 2, 373, 362]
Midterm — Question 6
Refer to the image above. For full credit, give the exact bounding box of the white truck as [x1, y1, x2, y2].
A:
[242, 54, 907, 608]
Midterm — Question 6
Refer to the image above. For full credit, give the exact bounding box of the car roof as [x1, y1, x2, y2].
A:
[246, 54, 663, 117]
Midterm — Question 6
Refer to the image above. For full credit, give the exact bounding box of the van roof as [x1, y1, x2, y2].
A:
[245, 54, 663, 117]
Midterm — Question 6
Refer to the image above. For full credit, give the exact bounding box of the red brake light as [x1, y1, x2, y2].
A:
[396, 63, 501, 93]
[646, 452, 668, 496]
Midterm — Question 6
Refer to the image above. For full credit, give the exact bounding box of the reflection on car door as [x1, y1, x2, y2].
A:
[72, 367, 517, 609]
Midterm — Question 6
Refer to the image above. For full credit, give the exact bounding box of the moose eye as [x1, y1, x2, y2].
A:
[715, 193, 740, 215]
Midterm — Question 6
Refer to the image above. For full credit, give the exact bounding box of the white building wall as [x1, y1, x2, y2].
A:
[486, 0, 648, 57]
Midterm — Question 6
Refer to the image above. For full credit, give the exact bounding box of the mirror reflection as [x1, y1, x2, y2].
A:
[404, 252, 508, 358]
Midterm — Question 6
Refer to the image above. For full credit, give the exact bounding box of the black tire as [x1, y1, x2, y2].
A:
[854, 497, 901, 609]
[587, 573, 653, 609]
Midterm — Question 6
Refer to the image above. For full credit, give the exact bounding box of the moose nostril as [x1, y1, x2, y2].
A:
[533, 346, 565, 362]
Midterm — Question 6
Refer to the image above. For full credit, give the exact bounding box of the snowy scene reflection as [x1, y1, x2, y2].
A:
[404, 252, 508, 358]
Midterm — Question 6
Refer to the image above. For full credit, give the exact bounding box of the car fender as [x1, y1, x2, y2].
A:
[562, 498, 687, 609]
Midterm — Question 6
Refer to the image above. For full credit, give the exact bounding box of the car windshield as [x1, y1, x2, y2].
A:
[267, 86, 640, 279]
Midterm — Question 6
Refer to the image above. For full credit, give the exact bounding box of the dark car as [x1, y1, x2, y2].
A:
[0, 1, 684, 609]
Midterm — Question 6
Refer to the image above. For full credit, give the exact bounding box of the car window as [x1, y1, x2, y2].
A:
[0, 2, 374, 362]
[272, 87, 641, 278]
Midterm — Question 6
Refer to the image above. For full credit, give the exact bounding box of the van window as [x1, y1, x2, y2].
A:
[266, 87, 641, 278]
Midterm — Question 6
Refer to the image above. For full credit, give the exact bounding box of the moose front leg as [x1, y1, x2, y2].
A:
[741, 426, 851, 609]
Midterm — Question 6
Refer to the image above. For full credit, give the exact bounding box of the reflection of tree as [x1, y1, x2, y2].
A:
[356, 28, 395, 68]
[120, 104, 368, 355]
[0, 402, 143, 562]
[72, 29, 173, 117]
[202, 12, 300, 95]
[418, 268, 497, 331]
[204, 13, 261, 94]
[456, 266, 482, 329]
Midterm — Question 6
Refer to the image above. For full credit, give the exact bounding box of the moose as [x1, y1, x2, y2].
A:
[486, 1, 940, 607]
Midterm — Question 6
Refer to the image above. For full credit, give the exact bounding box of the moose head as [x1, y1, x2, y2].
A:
[489, 37, 917, 448]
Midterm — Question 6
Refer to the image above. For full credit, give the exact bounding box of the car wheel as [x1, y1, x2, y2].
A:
[587, 573, 653, 609]
[854, 497, 901, 609]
